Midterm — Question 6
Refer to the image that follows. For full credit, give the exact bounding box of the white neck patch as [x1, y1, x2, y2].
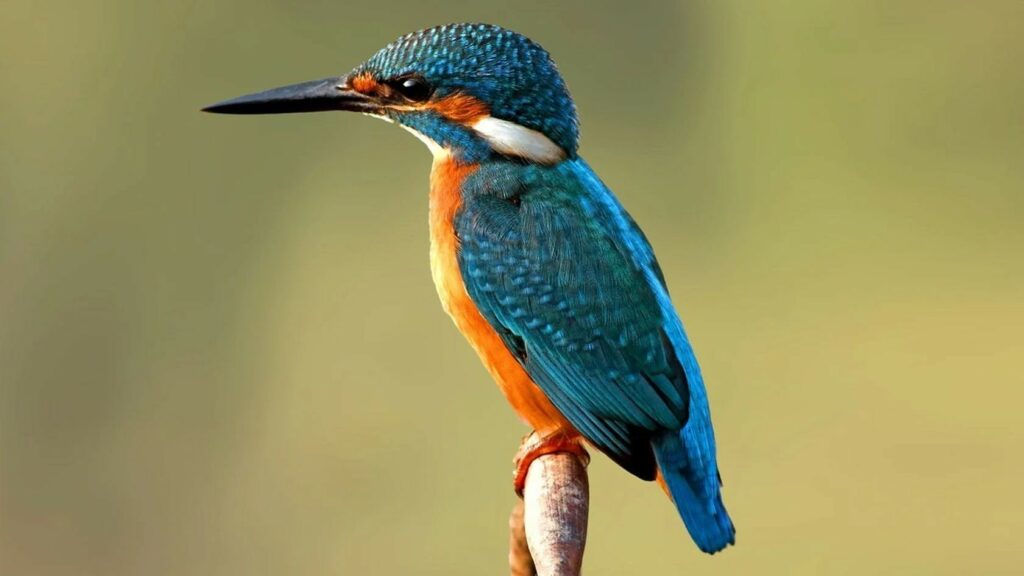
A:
[383, 113, 566, 165]
[471, 116, 566, 164]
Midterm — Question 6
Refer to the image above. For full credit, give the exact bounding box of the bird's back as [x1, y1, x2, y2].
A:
[451, 157, 734, 551]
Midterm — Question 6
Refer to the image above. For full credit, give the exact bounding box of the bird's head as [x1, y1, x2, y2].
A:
[204, 23, 578, 165]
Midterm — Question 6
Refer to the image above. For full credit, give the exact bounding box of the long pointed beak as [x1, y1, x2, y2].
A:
[201, 76, 380, 115]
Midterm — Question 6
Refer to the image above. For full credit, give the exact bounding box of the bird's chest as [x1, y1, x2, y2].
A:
[427, 156, 476, 316]
[427, 156, 569, 433]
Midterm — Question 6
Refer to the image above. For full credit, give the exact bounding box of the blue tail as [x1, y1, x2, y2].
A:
[652, 431, 735, 554]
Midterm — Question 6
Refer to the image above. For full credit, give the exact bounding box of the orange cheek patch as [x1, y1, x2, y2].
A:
[429, 93, 490, 124]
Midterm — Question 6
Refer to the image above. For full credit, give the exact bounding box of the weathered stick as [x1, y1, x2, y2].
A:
[509, 499, 536, 576]
[509, 435, 590, 576]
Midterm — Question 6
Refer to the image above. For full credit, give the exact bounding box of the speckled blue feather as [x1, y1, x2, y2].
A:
[456, 158, 735, 552]
[207, 20, 732, 554]
[353, 23, 579, 155]
[350, 22, 733, 552]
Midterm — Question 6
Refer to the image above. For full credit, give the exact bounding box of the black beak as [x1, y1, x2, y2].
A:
[201, 76, 380, 115]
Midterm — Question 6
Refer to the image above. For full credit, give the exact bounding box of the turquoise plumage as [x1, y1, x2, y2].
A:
[204, 21, 735, 555]
[457, 158, 734, 552]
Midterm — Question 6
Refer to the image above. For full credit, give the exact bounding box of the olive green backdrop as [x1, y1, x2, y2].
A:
[2, 1, 1021, 574]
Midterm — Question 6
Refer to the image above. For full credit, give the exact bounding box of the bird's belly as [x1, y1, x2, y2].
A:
[428, 156, 570, 435]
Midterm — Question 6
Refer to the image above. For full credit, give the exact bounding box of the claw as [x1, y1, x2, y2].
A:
[513, 431, 590, 496]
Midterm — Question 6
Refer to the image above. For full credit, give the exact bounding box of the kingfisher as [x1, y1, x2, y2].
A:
[204, 23, 735, 554]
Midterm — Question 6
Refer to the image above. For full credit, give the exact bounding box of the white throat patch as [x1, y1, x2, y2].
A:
[399, 124, 447, 160]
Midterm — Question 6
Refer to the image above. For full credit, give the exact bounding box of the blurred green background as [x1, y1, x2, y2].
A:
[2, 1, 1022, 574]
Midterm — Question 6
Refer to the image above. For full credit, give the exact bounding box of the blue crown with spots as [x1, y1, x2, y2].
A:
[354, 23, 580, 154]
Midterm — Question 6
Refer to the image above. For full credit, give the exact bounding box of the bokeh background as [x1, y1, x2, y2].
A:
[2, 1, 1022, 574]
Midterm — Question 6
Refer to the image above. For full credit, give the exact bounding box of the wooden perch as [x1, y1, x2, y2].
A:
[509, 433, 590, 576]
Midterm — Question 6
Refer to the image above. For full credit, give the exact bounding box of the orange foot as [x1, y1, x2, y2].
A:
[513, 432, 590, 496]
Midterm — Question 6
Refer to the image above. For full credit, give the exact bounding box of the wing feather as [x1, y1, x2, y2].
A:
[456, 161, 689, 479]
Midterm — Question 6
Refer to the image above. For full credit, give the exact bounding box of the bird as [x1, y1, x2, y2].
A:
[203, 22, 735, 554]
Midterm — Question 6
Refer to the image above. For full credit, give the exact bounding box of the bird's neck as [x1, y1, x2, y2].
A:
[397, 110, 569, 165]
[400, 113, 494, 164]
[428, 152, 474, 248]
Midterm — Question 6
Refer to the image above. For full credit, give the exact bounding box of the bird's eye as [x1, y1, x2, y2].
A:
[390, 76, 433, 102]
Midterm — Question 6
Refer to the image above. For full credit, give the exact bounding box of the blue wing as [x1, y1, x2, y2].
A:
[455, 158, 705, 472]
[455, 158, 734, 551]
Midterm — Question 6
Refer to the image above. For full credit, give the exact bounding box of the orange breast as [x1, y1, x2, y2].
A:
[428, 155, 572, 435]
